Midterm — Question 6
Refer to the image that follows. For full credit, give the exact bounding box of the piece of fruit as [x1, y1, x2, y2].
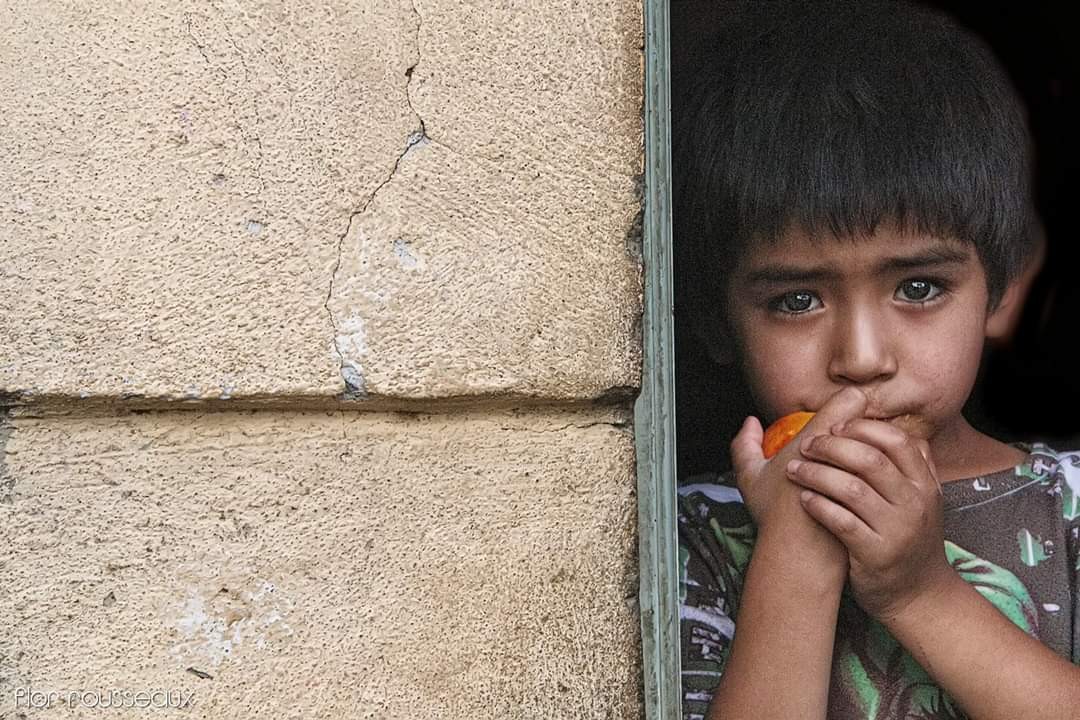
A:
[762, 411, 816, 459]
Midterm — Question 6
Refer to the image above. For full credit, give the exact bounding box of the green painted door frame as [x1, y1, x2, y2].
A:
[635, 0, 681, 717]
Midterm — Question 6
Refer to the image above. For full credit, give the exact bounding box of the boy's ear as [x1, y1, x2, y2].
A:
[691, 310, 737, 366]
[985, 231, 1047, 343]
[984, 277, 1028, 342]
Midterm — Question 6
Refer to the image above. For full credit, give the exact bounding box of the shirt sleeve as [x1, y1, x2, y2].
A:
[677, 476, 756, 719]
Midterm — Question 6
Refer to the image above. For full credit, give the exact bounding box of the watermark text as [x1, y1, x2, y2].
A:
[14, 686, 195, 710]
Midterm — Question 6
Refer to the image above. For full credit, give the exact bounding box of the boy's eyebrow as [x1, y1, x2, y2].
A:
[743, 246, 971, 285]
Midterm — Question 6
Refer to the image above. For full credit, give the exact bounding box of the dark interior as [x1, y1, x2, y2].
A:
[673, 1, 1080, 481]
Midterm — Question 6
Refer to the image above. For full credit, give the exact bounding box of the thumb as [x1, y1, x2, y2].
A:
[809, 387, 870, 434]
[767, 387, 871, 463]
[731, 415, 767, 480]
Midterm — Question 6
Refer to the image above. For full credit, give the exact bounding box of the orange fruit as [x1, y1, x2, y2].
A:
[762, 411, 816, 459]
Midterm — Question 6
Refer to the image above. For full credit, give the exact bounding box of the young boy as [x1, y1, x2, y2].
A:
[674, 3, 1080, 719]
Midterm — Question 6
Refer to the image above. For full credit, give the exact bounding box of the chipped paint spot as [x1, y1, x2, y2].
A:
[334, 314, 370, 397]
[246, 220, 264, 234]
[393, 238, 419, 270]
[170, 579, 294, 667]
[335, 314, 369, 357]
[401, 131, 428, 161]
[219, 378, 235, 400]
[341, 363, 366, 395]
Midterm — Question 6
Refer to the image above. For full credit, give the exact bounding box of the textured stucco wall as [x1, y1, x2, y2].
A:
[0, 0, 643, 402]
[1, 407, 640, 717]
[1, 0, 644, 717]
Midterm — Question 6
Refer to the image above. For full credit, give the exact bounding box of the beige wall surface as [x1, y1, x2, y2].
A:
[1, 407, 640, 718]
[0, 0, 643, 402]
[1, 0, 644, 717]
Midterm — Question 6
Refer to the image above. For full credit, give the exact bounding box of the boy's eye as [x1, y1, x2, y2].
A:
[896, 279, 944, 303]
[771, 290, 821, 314]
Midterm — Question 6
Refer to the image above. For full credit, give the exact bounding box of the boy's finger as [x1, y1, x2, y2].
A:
[730, 415, 766, 479]
[786, 458, 890, 533]
[788, 387, 870, 454]
[822, 419, 931, 502]
[798, 432, 908, 506]
[798, 488, 878, 551]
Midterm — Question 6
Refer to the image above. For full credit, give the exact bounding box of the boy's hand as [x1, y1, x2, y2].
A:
[730, 387, 870, 566]
[785, 417, 954, 622]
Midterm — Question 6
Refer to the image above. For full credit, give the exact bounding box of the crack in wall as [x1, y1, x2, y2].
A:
[324, 0, 427, 400]
[499, 421, 632, 434]
[405, 0, 424, 134]
[401, 0, 502, 165]
[182, 3, 521, 403]
[321, 0, 541, 398]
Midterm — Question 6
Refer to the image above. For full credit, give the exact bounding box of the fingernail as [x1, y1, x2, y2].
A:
[800, 490, 814, 503]
[786, 459, 802, 475]
[800, 436, 813, 453]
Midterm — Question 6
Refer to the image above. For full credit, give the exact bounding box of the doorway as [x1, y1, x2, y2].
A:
[672, 1, 1080, 482]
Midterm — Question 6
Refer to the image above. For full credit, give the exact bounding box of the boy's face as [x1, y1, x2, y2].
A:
[722, 226, 1011, 447]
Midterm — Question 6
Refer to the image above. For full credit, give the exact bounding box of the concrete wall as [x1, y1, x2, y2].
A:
[1, 1, 644, 717]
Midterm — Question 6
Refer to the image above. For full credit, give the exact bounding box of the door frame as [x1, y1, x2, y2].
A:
[634, 0, 681, 717]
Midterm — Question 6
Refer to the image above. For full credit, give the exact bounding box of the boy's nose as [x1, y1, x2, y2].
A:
[826, 308, 898, 386]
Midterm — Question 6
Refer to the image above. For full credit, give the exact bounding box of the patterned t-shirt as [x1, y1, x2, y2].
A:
[678, 443, 1080, 720]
